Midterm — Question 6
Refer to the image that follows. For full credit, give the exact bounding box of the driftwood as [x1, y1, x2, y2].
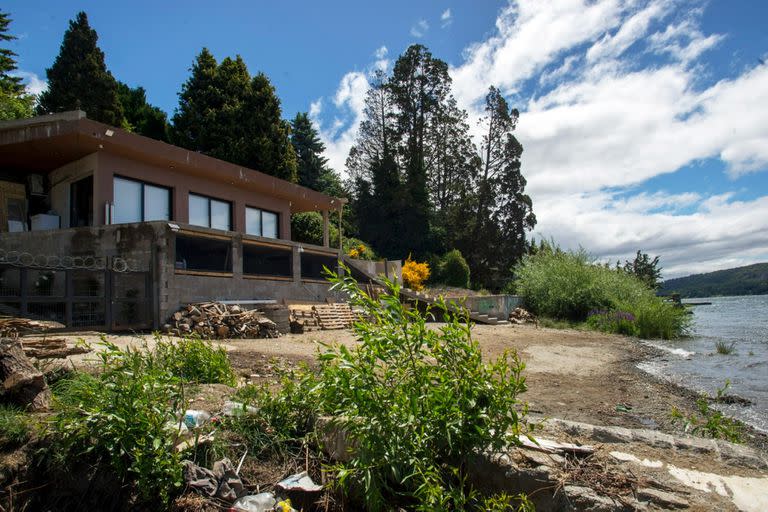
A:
[0, 337, 52, 411]
[165, 302, 280, 339]
[0, 317, 59, 338]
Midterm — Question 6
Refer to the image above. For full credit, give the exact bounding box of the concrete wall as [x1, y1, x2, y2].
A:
[345, 259, 403, 284]
[0, 221, 343, 329]
[448, 295, 523, 319]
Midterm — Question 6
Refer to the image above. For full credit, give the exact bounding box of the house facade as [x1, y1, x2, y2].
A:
[0, 111, 345, 330]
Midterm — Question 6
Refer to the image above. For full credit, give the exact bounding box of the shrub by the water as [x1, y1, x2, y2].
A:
[514, 248, 688, 339]
[440, 249, 471, 288]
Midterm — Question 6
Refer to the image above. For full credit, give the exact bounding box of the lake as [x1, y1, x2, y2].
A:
[637, 294, 768, 433]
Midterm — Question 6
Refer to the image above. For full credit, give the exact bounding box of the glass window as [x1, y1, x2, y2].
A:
[189, 194, 209, 227]
[113, 177, 170, 224]
[211, 199, 231, 231]
[245, 207, 262, 236]
[245, 206, 279, 239]
[113, 177, 142, 224]
[262, 211, 278, 239]
[144, 184, 170, 221]
[189, 193, 231, 230]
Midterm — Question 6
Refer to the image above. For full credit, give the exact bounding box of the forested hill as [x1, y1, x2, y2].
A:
[660, 263, 768, 298]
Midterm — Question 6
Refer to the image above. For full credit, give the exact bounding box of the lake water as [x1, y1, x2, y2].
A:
[637, 295, 768, 433]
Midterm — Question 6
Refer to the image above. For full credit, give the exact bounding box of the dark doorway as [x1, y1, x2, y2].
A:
[70, 176, 93, 227]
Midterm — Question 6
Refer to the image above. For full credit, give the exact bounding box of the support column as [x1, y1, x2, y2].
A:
[322, 210, 330, 248]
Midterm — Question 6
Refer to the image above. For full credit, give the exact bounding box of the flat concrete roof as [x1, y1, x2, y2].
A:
[0, 112, 345, 212]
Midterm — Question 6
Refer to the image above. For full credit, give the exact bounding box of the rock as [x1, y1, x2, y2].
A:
[637, 488, 689, 509]
[561, 485, 623, 511]
[0, 337, 51, 411]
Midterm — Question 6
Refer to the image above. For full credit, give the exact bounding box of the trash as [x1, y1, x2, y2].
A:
[230, 492, 276, 511]
[222, 400, 259, 417]
[275, 471, 323, 493]
[182, 458, 247, 502]
[275, 498, 296, 512]
[184, 409, 212, 428]
[615, 403, 633, 413]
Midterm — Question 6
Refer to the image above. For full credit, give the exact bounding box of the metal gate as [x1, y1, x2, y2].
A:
[0, 263, 152, 331]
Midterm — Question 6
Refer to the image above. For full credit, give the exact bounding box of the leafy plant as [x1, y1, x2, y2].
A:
[152, 333, 236, 385]
[586, 310, 637, 336]
[671, 381, 743, 443]
[317, 267, 533, 510]
[402, 255, 431, 291]
[51, 339, 195, 502]
[0, 404, 30, 449]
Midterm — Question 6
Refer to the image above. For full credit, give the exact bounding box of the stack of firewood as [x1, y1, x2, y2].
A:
[0, 317, 52, 338]
[21, 338, 91, 359]
[164, 302, 280, 339]
[509, 307, 538, 325]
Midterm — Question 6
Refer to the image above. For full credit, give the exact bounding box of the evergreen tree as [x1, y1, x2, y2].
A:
[290, 112, 344, 195]
[0, 10, 35, 120]
[388, 45, 452, 256]
[37, 11, 124, 126]
[172, 51, 297, 182]
[117, 81, 169, 141]
[624, 250, 662, 290]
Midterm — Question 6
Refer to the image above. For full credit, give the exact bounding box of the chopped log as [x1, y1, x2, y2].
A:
[0, 337, 51, 411]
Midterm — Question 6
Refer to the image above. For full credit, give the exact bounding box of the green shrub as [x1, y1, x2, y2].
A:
[514, 247, 688, 339]
[0, 405, 30, 449]
[291, 211, 334, 246]
[440, 249, 471, 288]
[343, 237, 377, 261]
[318, 267, 533, 510]
[153, 333, 236, 385]
[671, 381, 743, 443]
[586, 310, 638, 336]
[51, 340, 184, 503]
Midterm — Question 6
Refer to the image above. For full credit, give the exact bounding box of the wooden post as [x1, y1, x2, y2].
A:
[322, 210, 330, 248]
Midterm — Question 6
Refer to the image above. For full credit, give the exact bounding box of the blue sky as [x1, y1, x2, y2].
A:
[5, 1, 768, 278]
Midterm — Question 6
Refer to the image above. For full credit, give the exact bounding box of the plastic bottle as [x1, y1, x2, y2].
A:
[230, 492, 276, 511]
[183, 409, 212, 428]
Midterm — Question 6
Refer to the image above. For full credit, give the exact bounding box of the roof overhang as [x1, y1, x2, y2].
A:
[0, 112, 346, 212]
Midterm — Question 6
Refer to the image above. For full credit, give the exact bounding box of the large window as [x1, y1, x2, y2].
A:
[246, 207, 279, 238]
[175, 235, 232, 273]
[113, 176, 170, 224]
[189, 193, 231, 231]
[243, 243, 292, 277]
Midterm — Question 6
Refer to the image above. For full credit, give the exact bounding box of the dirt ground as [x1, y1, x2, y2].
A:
[34, 322, 760, 446]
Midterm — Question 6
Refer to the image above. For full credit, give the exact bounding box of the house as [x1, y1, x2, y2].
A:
[0, 111, 346, 330]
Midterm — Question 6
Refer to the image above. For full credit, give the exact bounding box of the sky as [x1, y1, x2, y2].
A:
[5, 0, 768, 279]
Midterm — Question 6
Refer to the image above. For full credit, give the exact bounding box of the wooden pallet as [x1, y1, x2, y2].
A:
[312, 303, 355, 330]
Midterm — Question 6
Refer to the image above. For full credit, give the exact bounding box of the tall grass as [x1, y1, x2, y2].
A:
[513, 248, 689, 339]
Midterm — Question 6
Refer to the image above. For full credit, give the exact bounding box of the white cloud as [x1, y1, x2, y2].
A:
[373, 46, 390, 72]
[441, 8, 453, 28]
[411, 19, 429, 38]
[11, 70, 47, 95]
[314, 0, 768, 276]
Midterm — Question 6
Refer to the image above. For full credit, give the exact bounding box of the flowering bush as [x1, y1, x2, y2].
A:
[343, 238, 377, 261]
[402, 256, 430, 291]
[586, 309, 637, 336]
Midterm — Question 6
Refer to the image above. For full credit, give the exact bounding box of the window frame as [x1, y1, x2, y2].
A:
[188, 193, 232, 231]
[113, 175, 172, 224]
[245, 206, 280, 239]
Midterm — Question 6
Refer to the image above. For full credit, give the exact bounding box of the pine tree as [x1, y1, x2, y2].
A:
[290, 112, 343, 195]
[117, 81, 169, 141]
[37, 11, 124, 126]
[0, 10, 35, 120]
[171, 51, 297, 182]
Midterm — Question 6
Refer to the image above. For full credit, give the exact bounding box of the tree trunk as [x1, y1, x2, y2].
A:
[0, 338, 51, 411]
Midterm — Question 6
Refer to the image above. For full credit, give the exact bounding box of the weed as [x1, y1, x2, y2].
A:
[46, 335, 235, 504]
[586, 310, 637, 336]
[315, 267, 533, 511]
[153, 332, 236, 385]
[0, 404, 30, 449]
[671, 381, 743, 443]
[715, 341, 736, 355]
